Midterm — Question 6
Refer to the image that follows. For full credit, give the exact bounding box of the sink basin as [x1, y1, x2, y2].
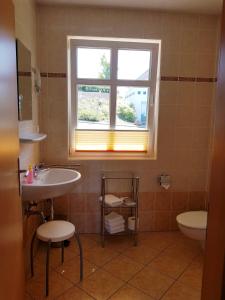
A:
[21, 168, 81, 202]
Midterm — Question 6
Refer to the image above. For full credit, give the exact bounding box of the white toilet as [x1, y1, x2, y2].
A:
[176, 211, 208, 247]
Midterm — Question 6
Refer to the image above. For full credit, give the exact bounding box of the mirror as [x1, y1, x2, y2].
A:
[16, 39, 32, 121]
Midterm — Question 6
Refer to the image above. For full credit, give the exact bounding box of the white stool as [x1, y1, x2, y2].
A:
[30, 220, 83, 296]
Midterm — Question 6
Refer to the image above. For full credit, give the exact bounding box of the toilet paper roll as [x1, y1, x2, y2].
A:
[128, 216, 136, 231]
[161, 183, 170, 190]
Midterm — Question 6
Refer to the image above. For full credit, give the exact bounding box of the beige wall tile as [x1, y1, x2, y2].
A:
[177, 82, 195, 106]
[196, 54, 218, 77]
[175, 105, 194, 127]
[70, 213, 86, 233]
[180, 14, 199, 30]
[195, 82, 215, 106]
[155, 192, 172, 210]
[189, 170, 208, 191]
[171, 211, 183, 230]
[189, 191, 206, 210]
[139, 212, 155, 231]
[139, 192, 155, 211]
[174, 127, 193, 148]
[180, 30, 198, 54]
[161, 52, 179, 76]
[179, 54, 197, 77]
[196, 29, 219, 55]
[159, 81, 178, 105]
[69, 193, 86, 213]
[172, 192, 189, 210]
[192, 127, 211, 149]
[86, 193, 100, 213]
[155, 211, 171, 231]
[192, 106, 212, 127]
[37, 6, 219, 235]
[85, 213, 101, 233]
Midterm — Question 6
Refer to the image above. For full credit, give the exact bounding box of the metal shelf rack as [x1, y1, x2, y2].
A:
[100, 172, 139, 247]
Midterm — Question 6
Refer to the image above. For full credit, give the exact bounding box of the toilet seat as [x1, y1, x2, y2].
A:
[176, 211, 207, 229]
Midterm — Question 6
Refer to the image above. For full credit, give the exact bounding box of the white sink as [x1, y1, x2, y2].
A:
[21, 168, 81, 202]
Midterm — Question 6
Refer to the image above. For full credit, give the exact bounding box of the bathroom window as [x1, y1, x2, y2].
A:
[68, 36, 161, 159]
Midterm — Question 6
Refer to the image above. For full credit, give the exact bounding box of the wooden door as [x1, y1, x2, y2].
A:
[201, 1, 225, 299]
[0, 1, 24, 299]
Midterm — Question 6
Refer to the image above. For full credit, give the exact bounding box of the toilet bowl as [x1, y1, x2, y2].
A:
[176, 211, 207, 244]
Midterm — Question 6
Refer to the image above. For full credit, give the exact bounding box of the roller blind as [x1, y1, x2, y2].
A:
[74, 130, 149, 152]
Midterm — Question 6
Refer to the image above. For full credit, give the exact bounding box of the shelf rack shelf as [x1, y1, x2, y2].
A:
[100, 171, 139, 247]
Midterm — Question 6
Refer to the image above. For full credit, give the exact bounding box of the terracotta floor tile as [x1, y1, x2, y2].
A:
[78, 269, 124, 300]
[129, 266, 174, 299]
[81, 233, 100, 242]
[69, 235, 98, 252]
[161, 281, 201, 300]
[55, 257, 97, 284]
[26, 270, 73, 299]
[109, 284, 154, 299]
[36, 243, 78, 268]
[162, 241, 201, 262]
[138, 232, 179, 251]
[149, 253, 190, 279]
[178, 255, 203, 290]
[103, 254, 143, 281]
[172, 236, 202, 252]
[31, 258, 54, 279]
[123, 244, 160, 265]
[103, 236, 134, 252]
[26, 232, 204, 300]
[57, 286, 94, 299]
[84, 245, 119, 266]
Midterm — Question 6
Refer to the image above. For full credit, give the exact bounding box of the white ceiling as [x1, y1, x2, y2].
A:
[37, 0, 223, 15]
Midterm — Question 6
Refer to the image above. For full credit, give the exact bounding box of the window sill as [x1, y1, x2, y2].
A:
[68, 151, 157, 160]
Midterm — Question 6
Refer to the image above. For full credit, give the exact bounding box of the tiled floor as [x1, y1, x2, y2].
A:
[26, 232, 203, 300]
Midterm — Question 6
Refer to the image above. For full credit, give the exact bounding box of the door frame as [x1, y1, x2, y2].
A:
[202, 1, 225, 299]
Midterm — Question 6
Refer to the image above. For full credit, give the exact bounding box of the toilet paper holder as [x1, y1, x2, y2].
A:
[159, 174, 171, 190]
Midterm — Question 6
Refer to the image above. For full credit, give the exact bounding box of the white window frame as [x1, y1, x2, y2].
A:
[67, 36, 161, 160]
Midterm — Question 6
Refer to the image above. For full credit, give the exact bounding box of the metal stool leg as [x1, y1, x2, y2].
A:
[61, 241, 64, 264]
[74, 232, 83, 281]
[30, 231, 36, 277]
[45, 240, 51, 297]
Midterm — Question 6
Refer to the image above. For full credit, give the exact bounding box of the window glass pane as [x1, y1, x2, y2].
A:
[116, 86, 149, 130]
[77, 85, 110, 129]
[117, 50, 151, 80]
[77, 48, 111, 79]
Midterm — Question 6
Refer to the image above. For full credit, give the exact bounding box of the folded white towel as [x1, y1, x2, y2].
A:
[105, 222, 125, 231]
[99, 194, 123, 207]
[105, 219, 125, 227]
[105, 225, 125, 234]
[105, 212, 124, 223]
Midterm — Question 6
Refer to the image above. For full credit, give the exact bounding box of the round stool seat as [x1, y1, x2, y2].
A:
[37, 220, 75, 242]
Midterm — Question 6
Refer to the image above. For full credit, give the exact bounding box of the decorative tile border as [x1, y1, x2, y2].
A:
[40, 72, 67, 78]
[18, 71, 31, 77]
[40, 72, 217, 83]
[161, 76, 217, 82]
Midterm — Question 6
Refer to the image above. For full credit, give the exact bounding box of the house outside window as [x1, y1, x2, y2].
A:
[68, 36, 161, 159]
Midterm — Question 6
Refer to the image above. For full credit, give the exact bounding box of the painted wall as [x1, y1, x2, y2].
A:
[37, 5, 220, 232]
